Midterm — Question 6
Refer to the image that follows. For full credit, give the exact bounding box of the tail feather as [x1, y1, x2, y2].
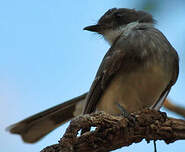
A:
[7, 93, 87, 143]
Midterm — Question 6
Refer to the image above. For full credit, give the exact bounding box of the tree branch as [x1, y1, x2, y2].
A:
[41, 109, 185, 152]
[164, 99, 185, 118]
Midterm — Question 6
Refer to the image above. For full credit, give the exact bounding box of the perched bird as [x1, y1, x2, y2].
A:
[7, 8, 179, 143]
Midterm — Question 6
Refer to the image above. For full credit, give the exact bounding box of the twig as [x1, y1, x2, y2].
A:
[164, 99, 185, 118]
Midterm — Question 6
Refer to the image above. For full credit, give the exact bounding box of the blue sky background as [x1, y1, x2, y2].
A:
[0, 0, 185, 151]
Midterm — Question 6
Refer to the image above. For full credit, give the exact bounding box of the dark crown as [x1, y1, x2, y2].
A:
[98, 8, 155, 28]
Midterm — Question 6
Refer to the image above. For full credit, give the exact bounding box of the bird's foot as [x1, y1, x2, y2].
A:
[115, 103, 136, 125]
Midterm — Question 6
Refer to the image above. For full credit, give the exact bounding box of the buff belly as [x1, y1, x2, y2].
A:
[96, 64, 171, 114]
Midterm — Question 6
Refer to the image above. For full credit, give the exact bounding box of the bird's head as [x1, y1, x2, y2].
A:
[84, 8, 155, 44]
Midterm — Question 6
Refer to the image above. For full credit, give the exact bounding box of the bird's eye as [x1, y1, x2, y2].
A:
[114, 12, 122, 19]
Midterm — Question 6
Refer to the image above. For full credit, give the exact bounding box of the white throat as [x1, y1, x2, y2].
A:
[103, 21, 139, 45]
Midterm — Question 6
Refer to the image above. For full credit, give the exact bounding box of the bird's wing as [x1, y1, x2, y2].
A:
[83, 34, 129, 114]
[151, 47, 179, 110]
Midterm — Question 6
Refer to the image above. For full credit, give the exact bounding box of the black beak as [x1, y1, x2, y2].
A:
[83, 24, 103, 32]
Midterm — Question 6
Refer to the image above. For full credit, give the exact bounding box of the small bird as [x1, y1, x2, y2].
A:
[7, 8, 179, 144]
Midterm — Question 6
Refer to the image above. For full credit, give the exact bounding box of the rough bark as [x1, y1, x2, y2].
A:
[41, 109, 185, 152]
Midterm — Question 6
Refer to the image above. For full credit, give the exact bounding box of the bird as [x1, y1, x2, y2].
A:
[7, 8, 179, 144]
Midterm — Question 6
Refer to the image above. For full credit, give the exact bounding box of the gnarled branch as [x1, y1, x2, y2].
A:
[41, 109, 185, 152]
